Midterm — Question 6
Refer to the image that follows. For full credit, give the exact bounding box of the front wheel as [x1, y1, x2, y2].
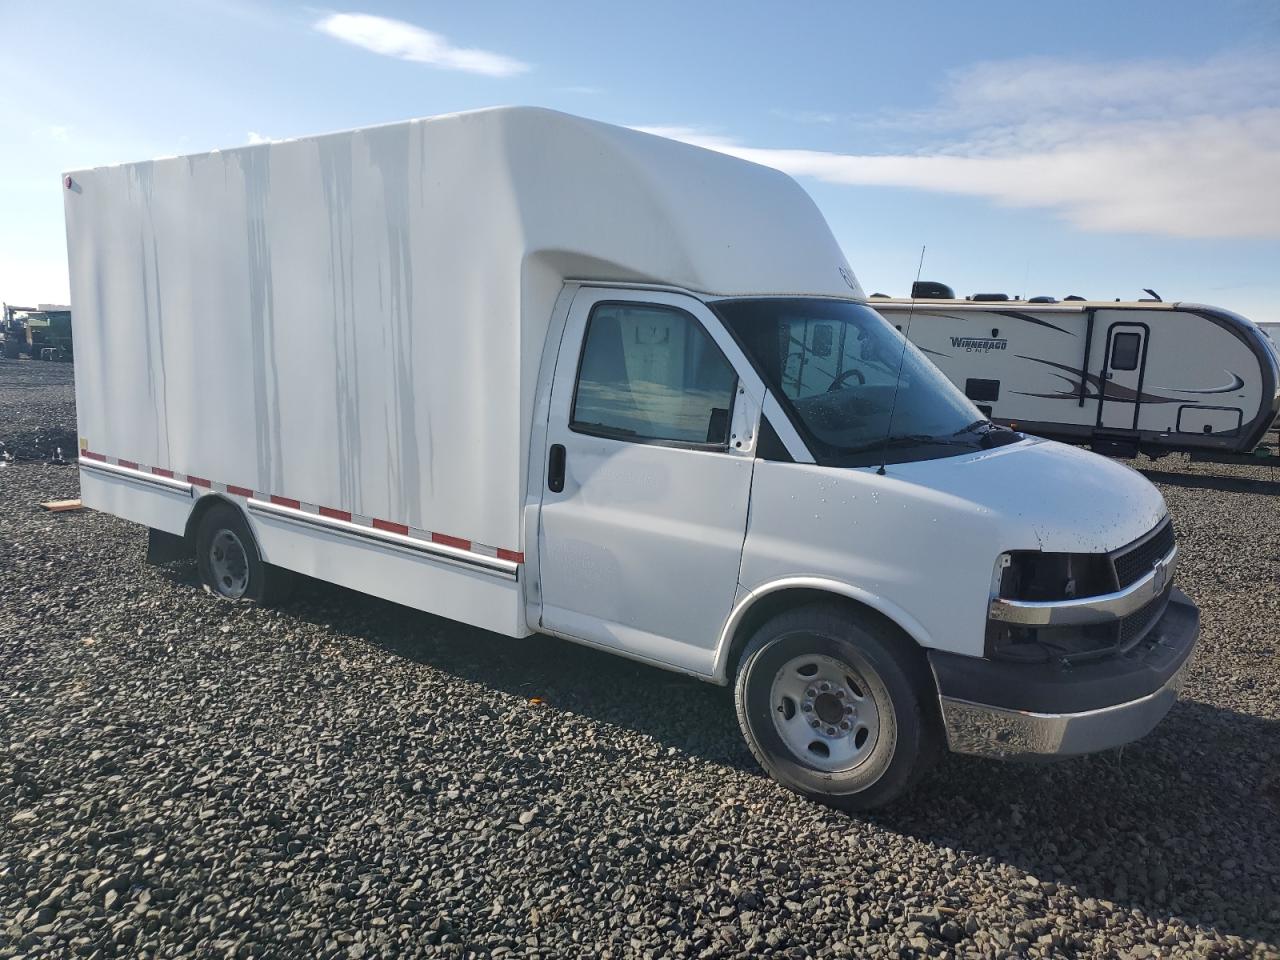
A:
[734, 603, 939, 810]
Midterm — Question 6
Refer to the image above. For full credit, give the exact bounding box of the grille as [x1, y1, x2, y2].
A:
[1118, 588, 1171, 651]
[1112, 521, 1175, 590]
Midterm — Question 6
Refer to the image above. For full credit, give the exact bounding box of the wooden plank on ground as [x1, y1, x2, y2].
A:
[40, 499, 83, 512]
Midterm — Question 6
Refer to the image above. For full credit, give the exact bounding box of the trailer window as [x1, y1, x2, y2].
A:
[1110, 332, 1142, 371]
[571, 303, 737, 447]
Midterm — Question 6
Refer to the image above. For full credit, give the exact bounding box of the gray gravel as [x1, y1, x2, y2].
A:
[2, 356, 1278, 959]
[0, 357, 76, 462]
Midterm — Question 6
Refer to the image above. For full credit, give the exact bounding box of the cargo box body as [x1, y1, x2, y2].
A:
[64, 107, 856, 634]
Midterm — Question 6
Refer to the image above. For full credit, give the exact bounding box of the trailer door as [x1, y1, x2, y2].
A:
[1098, 322, 1148, 430]
[536, 288, 759, 677]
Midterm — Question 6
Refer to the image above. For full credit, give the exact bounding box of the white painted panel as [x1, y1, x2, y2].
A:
[64, 107, 856, 569]
[249, 509, 527, 637]
[740, 439, 1168, 660]
[536, 288, 755, 677]
[79, 468, 194, 536]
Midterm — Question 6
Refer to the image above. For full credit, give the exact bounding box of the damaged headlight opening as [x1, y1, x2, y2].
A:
[985, 549, 1168, 664]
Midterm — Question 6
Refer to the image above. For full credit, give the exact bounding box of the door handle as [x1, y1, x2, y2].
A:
[547, 443, 566, 493]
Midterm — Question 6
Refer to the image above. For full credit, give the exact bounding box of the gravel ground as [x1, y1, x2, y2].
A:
[2, 356, 1278, 959]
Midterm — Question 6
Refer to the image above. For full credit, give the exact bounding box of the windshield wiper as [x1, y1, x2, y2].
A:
[952, 419, 995, 436]
[951, 419, 1023, 448]
[845, 433, 978, 454]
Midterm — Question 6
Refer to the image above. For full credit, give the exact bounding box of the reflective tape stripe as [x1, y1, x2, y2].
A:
[77, 447, 524, 564]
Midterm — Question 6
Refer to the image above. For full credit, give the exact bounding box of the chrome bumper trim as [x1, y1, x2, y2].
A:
[938, 654, 1191, 759]
[79, 458, 194, 498]
[989, 545, 1177, 626]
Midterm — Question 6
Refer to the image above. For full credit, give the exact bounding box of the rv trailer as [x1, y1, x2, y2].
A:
[1258, 321, 1280, 355]
[872, 291, 1280, 460]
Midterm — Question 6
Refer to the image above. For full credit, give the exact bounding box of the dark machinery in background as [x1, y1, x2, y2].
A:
[2, 304, 73, 361]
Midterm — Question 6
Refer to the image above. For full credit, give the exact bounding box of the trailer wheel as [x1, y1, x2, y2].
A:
[195, 502, 294, 604]
[734, 603, 939, 811]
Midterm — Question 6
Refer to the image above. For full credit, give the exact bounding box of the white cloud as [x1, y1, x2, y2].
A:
[246, 131, 270, 145]
[314, 12, 529, 77]
[933, 54, 1280, 132]
[640, 53, 1280, 240]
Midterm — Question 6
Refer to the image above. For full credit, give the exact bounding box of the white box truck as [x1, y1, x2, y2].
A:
[64, 108, 1199, 809]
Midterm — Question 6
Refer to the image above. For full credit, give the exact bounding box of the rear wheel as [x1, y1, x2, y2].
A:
[195, 502, 294, 604]
[734, 603, 939, 810]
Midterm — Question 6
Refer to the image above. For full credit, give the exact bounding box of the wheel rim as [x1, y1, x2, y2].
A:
[208, 529, 250, 598]
[768, 652, 881, 772]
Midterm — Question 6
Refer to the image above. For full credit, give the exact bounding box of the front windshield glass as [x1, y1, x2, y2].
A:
[714, 298, 986, 466]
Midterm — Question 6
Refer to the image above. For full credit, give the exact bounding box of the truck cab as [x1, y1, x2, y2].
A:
[530, 283, 1197, 808]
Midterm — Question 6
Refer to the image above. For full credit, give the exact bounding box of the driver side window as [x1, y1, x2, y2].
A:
[571, 302, 738, 447]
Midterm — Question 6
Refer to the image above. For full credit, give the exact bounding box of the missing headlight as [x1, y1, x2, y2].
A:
[985, 551, 1121, 663]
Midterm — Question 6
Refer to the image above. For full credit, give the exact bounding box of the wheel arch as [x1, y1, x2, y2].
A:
[184, 492, 244, 545]
[713, 577, 935, 684]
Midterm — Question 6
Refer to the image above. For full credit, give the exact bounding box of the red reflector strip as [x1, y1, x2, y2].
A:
[78, 454, 517, 564]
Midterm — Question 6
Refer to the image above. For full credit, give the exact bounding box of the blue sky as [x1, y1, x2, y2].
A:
[3, 1, 1278, 321]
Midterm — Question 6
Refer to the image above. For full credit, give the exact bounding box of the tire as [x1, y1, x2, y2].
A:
[734, 602, 940, 811]
[194, 502, 295, 604]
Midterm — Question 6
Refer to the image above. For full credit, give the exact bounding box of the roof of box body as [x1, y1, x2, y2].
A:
[66, 106, 863, 302]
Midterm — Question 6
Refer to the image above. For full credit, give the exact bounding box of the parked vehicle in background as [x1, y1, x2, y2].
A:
[1, 304, 73, 361]
[63, 107, 1200, 809]
[872, 286, 1280, 460]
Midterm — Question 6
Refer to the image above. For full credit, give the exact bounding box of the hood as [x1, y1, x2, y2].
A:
[885, 437, 1167, 554]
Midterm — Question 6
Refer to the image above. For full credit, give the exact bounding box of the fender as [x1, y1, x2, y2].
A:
[712, 576, 937, 683]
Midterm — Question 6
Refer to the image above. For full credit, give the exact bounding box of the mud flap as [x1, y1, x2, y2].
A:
[146, 528, 189, 565]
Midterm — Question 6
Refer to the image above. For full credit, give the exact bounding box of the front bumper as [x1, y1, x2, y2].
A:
[930, 588, 1199, 759]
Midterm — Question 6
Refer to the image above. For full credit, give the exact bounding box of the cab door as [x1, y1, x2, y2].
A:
[1098, 322, 1148, 430]
[536, 288, 761, 678]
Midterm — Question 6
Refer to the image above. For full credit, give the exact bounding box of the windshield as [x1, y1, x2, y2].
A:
[714, 298, 989, 466]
